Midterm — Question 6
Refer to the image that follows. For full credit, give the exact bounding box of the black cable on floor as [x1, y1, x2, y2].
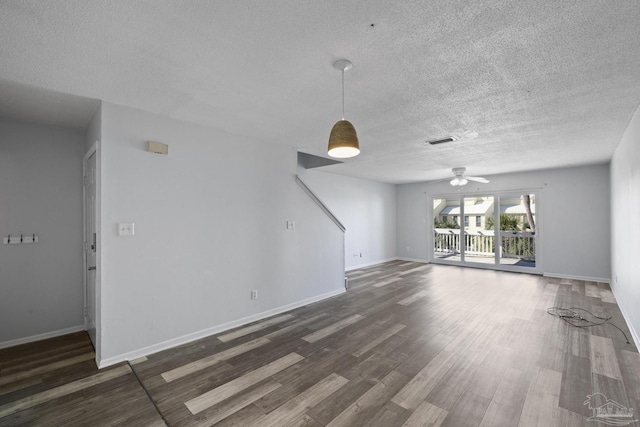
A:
[547, 306, 631, 344]
[128, 361, 170, 426]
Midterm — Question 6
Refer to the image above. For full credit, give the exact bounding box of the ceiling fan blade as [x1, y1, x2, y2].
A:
[427, 177, 451, 183]
[466, 176, 489, 183]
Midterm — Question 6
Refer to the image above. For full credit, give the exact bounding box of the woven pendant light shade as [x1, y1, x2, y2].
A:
[328, 119, 360, 158]
[327, 59, 360, 158]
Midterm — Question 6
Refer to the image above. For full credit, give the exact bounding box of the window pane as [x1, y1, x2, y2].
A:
[499, 194, 536, 268]
[463, 196, 495, 265]
[433, 198, 460, 260]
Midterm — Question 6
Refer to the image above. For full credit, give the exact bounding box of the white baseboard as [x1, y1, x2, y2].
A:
[98, 287, 346, 369]
[396, 257, 429, 264]
[610, 286, 640, 350]
[0, 325, 85, 350]
[346, 257, 399, 271]
[345, 258, 429, 271]
[543, 272, 611, 284]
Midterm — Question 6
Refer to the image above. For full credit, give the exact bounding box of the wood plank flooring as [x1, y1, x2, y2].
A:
[0, 332, 165, 426]
[1, 261, 639, 426]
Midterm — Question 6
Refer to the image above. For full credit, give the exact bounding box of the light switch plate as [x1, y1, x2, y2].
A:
[118, 223, 135, 236]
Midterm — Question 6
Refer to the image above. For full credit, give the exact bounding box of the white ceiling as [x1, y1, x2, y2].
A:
[1, 0, 639, 184]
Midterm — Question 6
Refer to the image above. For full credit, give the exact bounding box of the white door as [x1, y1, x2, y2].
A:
[84, 152, 97, 346]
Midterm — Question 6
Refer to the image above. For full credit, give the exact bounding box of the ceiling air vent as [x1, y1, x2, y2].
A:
[426, 136, 457, 145]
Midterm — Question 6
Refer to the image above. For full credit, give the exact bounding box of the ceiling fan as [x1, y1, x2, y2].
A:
[449, 167, 489, 186]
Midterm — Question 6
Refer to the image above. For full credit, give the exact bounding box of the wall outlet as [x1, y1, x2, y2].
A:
[251, 290, 258, 300]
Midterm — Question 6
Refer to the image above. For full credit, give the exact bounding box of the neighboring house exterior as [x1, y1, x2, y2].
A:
[434, 196, 536, 231]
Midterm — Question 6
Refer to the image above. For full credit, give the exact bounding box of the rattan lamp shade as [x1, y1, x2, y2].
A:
[328, 119, 360, 158]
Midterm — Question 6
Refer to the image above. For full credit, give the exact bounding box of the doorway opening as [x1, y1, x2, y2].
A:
[83, 144, 98, 349]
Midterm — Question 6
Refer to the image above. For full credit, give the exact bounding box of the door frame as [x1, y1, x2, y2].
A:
[428, 188, 543, 274]
[82, 141, 101, 357]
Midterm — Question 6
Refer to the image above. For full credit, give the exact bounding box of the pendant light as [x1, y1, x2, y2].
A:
[328, 59, 360, 158]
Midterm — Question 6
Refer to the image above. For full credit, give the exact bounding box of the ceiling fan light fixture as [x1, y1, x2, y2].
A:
[328, 59, 360, 159]
[450, 177, 468, 186]
[448, 167, 489, 186]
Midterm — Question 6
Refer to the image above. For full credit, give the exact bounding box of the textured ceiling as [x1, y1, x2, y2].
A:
[1, 0, 639, 183]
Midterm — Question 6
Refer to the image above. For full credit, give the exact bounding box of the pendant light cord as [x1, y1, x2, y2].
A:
[341, 69, 345, 120]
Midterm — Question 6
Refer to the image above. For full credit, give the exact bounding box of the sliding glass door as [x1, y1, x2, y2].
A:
[498, 194, 536, 268]
[433, 198, 461, 261]
[431, 192, 539, 273]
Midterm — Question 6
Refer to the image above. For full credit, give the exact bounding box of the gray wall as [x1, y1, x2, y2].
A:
[298, 168, 397, 270]
[611, 103, 640, 346]
[0, 118, 85, 346]
[98, 103, 345, 366]
[397, 163, 611, 281]
[2, 99, 627, 357]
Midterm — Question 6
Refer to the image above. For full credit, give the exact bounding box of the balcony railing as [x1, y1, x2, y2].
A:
[434, 228, 535, 260]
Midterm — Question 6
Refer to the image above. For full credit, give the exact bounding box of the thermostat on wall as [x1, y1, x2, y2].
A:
[147, 141, 168, 155]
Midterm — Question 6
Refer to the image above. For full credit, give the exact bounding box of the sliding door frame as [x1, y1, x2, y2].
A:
[427, 188, 543, 274]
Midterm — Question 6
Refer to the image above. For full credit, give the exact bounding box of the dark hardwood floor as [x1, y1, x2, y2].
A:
[1, 261, 639, 426]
